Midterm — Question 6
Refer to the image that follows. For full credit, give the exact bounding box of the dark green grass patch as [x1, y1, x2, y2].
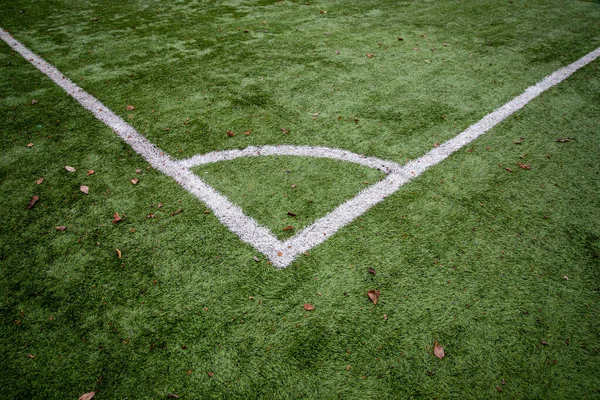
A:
[1, 1, 600, 399]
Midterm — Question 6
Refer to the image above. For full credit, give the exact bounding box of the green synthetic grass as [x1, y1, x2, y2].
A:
[1, 0, 600, 399]
[193, 157, 385, 238]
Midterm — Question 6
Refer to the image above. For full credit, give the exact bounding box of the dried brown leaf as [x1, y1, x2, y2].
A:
[243, 130, 252, 135]
[517, 162, 531, 170]
[281, 128, 290, 135]
[283, 225, 294, 231]
[303, 304, 315, 311]
[27, 354, 35, 359]
[27, 142, 34, 148]
[367, 289, 380, 305]
[368, 267, 376, 275]
[126, 105, 135, 111]
[345, 365, 351, 371]
[366, 53, 374, 58]
[80, 185, 89, 194]
[65, 166, 77, 172]
[290, 184, 297, 189]
[253, 256, 260, 262]
[131, 178, 139, 185]
[55, 226, 66, 231]
[504, 167, 513, 172]
[556, 137, 575, 143]
[226, 130, 235, 137]
[170, 209, 183, 216]
[112, 212, 122, 224]
[31, 99, 38, 105]
[434, 341, 445, 359]
[36, 178, 44, 185]
[86, 170, 95, 176]
[27, 195, 39, 209]
[207, 372, 214, 377]
[78, 392, 96, 400]
[116, 249, 122, 259]
[287, 211, 297, 217]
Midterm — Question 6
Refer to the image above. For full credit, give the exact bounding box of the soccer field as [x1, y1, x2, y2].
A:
[1, 1, 600, 398]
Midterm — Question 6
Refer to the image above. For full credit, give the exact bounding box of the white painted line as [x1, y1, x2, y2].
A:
[177, 145, 402, 173]
[2, 28, 599, 268]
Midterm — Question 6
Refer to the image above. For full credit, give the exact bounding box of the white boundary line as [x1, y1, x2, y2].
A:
[2, 28, 599, 268]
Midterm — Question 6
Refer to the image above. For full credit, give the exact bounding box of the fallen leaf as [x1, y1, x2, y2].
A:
[367, 289, 380, 305]
[368, 267, 377, 275]
[86, 170, 95, 176]
[442, 42, 448, 46]
[27, 354, 35, 359]
[253, 256, 260, 262]
[277, 251, 283, 257]
[366, 53, 374, 58]
[345, 365, 351, 371]
[207, 372, 214, 377]
[27, 195, 39, 209]
[131, 178, 139, 185]
[513, 139, 524, 144]
[434, 341, 445, 359]
[146, 213, 155, 219]
[384, 314, 388, 321]
[496, 386, 503, 393]
[398, 37, 404, 41]
[126, 105, 135, 111]
[80, 185, 89, 194]
[517, 162, 531, 170]
[504, 167, 513, 172]
[563, 275, 569, 280]
[78, 392, 95, 400]
[65, 166, 77, 172]
[55, 226, 66, 231]
[187, 370, 192, 375]
[290, 184, 297, 189]
[170, 209, 183, 216]
[304, 304, 315, 311]
[335, 50, 340, 55]
[413, 47, 419, 50]
[226, 130, 235, 137]
[501, 379, 506, 385]
[556, 137, 575, 143]
[112, 212, 122, 224]
[312, 112, 320, 119]
[157, 203, 163, 208]
[27, 142, 34, 148]
[283, 225, 294, 231]
[541, 340, 548, 345]
[281, 128, 290, 135]
[31, 99, 38, 105]
[287, 211, 297, 217]
[167, 395, 180, 399]
[116, 249, 122, 259]
[319, 9, 327, 13]
[135, 169, 141, 174]
[36, 178, 44, 185]
[243, 130, 251, 135]
[203, 210, 210, 214]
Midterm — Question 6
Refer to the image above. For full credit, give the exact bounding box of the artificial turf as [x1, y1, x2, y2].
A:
[1, 0, 599, 398]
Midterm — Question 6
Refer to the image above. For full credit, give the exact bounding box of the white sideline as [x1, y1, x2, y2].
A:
[2, 28, 599, 268]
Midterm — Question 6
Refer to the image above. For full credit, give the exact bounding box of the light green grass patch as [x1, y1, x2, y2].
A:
[193, 156, 386, 238]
